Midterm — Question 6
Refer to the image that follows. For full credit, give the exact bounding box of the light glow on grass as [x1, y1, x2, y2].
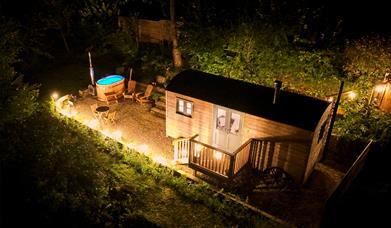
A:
[87, 119, 99, 129]
[112, 130, 122, 141]
[138, 144, 149, 154]
[348, 91, 357, 100]
[153, 155, 168, 166]
[101, 129, 111, 138]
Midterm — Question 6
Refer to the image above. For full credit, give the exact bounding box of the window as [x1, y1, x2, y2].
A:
[230, 112, 241, 134]
[176, 98, 193, 117]
[216, 108, 226, 130]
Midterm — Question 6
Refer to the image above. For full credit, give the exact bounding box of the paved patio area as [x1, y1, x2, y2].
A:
[70, 95, 175, 162]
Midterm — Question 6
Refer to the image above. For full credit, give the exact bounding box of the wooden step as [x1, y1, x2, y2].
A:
[155, 100, 166, 110]
[158, 95, 166, 103]
[151, 107, 166, 118]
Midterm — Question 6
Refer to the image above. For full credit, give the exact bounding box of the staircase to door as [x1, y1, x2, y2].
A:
[150, 95, 166, 118]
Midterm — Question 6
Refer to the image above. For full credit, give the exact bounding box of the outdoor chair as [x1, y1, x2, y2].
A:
[123, 80, 137, 101]
[103, 110, 117, 125]
[135, 84, 154, 104]
[104, 92, 119, 105]
[79, 89, 88, 98]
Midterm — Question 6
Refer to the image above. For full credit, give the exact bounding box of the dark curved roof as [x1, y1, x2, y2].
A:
[166, 69, 330, 131]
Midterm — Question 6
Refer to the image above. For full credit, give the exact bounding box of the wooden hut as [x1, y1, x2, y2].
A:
[370, 81, 391, 114]
[166, 70, 332, 184]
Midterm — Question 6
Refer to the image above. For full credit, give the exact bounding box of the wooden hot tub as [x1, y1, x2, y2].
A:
[96, 75, 125, 101]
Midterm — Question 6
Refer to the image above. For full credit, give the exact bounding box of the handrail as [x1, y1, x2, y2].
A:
[172, 134, 199, 145]
[190, 139, 232, 156]
[253, 136, 311, 143]
[232, 138, 252, 155]
[173, 134, 198, 162]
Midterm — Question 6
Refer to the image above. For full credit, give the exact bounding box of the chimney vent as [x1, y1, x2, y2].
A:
[273, 80, 282, 104]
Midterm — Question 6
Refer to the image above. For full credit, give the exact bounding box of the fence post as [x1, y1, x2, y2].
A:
[229, 155, 235, 178]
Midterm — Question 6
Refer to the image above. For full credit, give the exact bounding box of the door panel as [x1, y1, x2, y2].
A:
[227, 111, 242, 151]
[215, 108, 228, 150]
[213, 106, 242, 152]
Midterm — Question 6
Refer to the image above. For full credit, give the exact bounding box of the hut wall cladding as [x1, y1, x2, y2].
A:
[243, 114, 313, 184]
[250, 139, 311, 183]
[137, 19, 172, 43]
[380, 83, 391, 113]
[166, 91, 214, 144]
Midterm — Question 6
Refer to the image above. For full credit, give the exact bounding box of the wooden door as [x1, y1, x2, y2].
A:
[213, 106, 242, 152]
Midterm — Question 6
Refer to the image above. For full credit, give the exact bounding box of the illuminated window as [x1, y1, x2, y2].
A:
[176, 98, 193, 117]
[230, 113, 241, 134]
[216, 108, 226, 130]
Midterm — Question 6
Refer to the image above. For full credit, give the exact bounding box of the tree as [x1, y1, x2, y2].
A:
[0, 20, 39, 126]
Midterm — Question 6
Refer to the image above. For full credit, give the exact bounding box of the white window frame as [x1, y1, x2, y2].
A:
[176, 98, 193, 117]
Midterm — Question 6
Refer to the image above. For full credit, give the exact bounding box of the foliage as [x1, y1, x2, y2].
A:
[180, 22, 341, 97]
[343, 36, 391, 96]
[0, 20, 39, 126]
[330, 36, 391, 144]
[104, 30, 138, 66]
[335, 101, 391, 144]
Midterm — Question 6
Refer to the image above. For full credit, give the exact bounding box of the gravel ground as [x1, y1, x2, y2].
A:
[73, 96, 174, 161]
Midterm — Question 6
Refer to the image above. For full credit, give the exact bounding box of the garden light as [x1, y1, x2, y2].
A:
[348, 91, 357, 100]
[375, 83, 386, 93]
[51, 92, 59, 100]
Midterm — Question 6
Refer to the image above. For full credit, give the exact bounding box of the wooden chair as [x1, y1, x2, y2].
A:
[123, 80, 137, 101]
[135, 84, 154, 104]
[103, 110, 117, 125]
[79, 89, 88, 98]
[104, 92, 118, 105]
[90, 103, 98, 117]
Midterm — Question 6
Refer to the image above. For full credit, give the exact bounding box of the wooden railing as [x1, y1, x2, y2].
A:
[177, 135, 310, 180]
[173, 135, 198, 163]
[189, 139, 233, 178]
[233, 139, 252, 174]
[188, 137, 253, 179]
[249, 137, 311, 173]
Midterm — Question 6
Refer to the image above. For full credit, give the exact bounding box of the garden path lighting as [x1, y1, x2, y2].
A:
[51, 92, 59, 100]
[370, 81, 388, 107]
[348, 91, 357, 100]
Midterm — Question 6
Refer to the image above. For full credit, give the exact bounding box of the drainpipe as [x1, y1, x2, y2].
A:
[273, 80, 282, 104]
[322, 80, 344, 162]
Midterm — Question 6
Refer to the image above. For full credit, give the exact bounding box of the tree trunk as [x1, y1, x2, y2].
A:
[170, 0, 182, 68]
[60, 28, 70, 53]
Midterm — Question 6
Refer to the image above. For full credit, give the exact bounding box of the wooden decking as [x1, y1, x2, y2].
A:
[173, 135, 312, 183]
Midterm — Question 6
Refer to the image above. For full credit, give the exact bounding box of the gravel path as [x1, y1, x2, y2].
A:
[73, 96, 174, 160]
